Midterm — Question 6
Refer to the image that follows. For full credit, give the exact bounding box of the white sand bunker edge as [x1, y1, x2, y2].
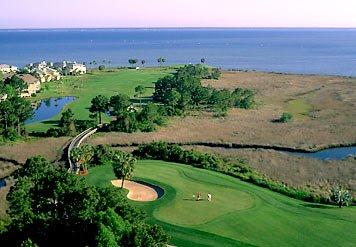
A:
[111, 180, 159, 202]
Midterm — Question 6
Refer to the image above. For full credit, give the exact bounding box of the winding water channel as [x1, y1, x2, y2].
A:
[288, 146, 356, 160]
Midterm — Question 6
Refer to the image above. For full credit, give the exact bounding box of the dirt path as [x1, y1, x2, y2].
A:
[111, 180, 159, 202]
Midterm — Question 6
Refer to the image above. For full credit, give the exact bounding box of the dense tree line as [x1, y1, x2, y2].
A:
[132, 142, 352, 205]
[0, 156, 169, 246]
[153, 64, 254, 115]
[0, 79, 33, 141]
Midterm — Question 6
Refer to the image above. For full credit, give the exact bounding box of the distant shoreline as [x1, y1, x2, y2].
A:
[1, 27, 356, 31]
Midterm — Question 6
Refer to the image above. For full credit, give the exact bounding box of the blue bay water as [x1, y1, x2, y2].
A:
[1, 28, 356, 76]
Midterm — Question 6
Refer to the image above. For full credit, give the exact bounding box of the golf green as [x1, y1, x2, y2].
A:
[86, 160, 356, 247]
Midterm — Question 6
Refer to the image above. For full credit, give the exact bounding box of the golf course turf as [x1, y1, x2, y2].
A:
[27, 68, 172, 132]
[86, 160, 356, 247]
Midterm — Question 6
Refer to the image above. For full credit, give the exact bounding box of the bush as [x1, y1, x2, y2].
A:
[98, 65, 106, 71]
[4, 129, 20, 141]
[279, 112, 293, 123]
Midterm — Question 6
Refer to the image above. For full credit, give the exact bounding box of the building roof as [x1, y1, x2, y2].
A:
[17, 74, 40, 84]
[3, 72, 15, 80]
[0, 64, 11, 68]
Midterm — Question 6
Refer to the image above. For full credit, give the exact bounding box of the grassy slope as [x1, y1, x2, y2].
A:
[86, 160, 356, 247]
[26, 68, 172, 132]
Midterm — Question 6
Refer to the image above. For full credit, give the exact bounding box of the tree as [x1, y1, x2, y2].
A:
[134, 85, 146, 105]
[124, 223, 169, 247]
[110, 112, 138, 133]
[232, 88, 255, 109]
[331, 186, 352, 208]
[112, 151, 136, 188]
[201, 58, 206, 64]
[128, 59, 139, 68]
[0, 95, 33, 137]
[11, 96, 33, 134]
[157, 57, 166, 67]
[59, 108, 76, 135]
[20, 238, 39, 247]
[0, 98, 16, 133]
[5, 156, 100, 246]
[90, 95, 109, 124]
[70, 144, 95, 173]
[2, 155, 169, 246]
[98, 65, 105, 71]
[96, 224, 118, 247]
[210, 68, 221, 79]
[141, 60, 146, 67]
[109, 94, 131, 119]
[166, 89, 180, 113]
[98, 208, 127, 243]
[5, 75, 27, 95]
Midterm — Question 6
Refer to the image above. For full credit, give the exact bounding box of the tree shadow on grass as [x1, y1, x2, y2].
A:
[302, 203, 334, 209]
[42, 120, 60, 126]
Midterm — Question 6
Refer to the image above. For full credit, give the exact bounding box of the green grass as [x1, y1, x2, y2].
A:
[86, 160, 356, 247]
[285, 98, 312, 119]
[26, 68, 172, 132]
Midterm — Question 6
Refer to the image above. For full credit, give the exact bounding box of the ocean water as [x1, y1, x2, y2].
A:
[1, 28, 356, 76]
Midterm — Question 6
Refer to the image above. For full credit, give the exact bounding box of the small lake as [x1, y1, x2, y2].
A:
[289, 146, 356, 161]
[0, 179, 6, 189]
[26, 97, 76, 124]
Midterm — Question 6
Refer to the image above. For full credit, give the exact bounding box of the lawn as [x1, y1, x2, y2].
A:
[26, 68, 172, 132]
[86, 160, 356, 247]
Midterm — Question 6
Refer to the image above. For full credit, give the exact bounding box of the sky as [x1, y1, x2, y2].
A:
[1, 0, 356, 29]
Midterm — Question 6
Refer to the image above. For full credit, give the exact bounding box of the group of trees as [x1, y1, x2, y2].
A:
[0, 156, 169, 246]
[153, 64, 254, 116]
[0, 77, 33, 141]
[128, 57, 166, 68]
[89, 93, 166, 133]
[70, 144, 136, 188]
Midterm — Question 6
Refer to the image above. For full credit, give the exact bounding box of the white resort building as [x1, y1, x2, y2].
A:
[53, 61, 87, 75]
[36, 67, 61, 82]
[25, 61, 61, 82]
[0, 64, 18, 73]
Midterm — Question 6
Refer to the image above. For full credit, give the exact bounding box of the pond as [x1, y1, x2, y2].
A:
[0, 178, 6, 189]
[25, 97, 76, 124]
[288, 146, 356, 161]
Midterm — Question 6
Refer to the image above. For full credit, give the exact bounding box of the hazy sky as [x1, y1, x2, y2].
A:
[1, 0, 356, 28]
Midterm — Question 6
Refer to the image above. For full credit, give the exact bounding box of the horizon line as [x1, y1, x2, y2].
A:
[1, 26, 356, 30]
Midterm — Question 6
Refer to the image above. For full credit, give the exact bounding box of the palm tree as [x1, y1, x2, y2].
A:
[70, 145, 94, 174]
[112, 151, 136, 188]
[331, 186, 352, 208]
[157, 57, 166, 67]
[128, 59, 138, 68]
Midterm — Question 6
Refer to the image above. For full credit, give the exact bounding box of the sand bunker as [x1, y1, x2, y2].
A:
[111, 180, 161, 202]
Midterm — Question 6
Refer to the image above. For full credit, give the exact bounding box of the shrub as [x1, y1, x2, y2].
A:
[98, 65, 106, 71]
[279, 112, 293, 123]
